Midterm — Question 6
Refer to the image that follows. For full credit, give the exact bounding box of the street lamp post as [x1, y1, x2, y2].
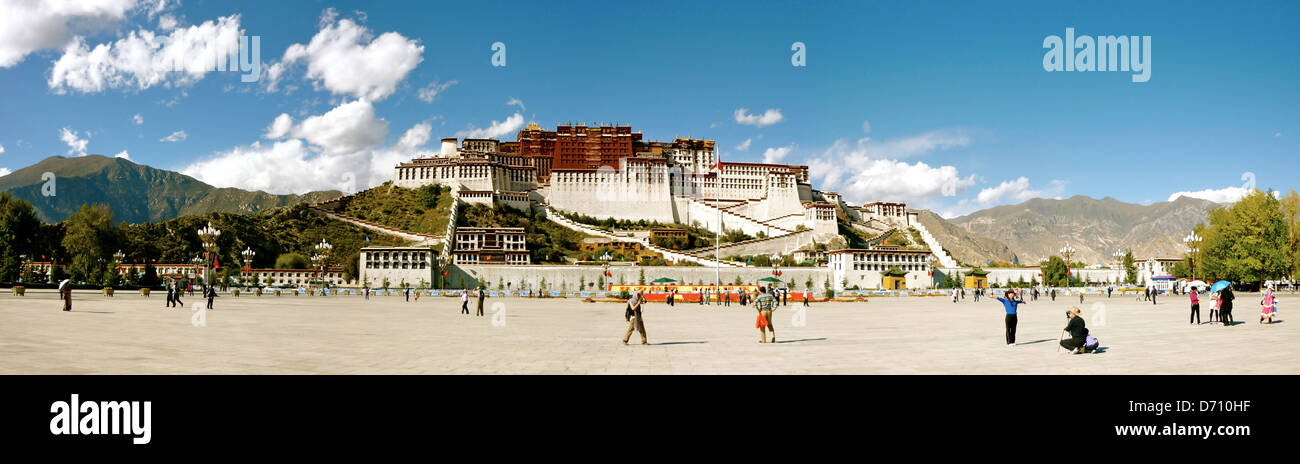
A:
[1059, 243, 1076, 287]
[112, 250, 125, 284]
[312, 239, 332, 289]
[1112, 250, 1126, 286]
[197, 222, 221, 289]
[1183, 233, 1201, 281]
[190, 255, 204, 289]
[241, 247, 256, 288]
[435, 253, 448, 289]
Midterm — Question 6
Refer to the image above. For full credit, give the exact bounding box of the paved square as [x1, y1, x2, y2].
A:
[0, 290, 1295, 374]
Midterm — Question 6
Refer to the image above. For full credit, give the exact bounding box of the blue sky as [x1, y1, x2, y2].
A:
[0, 0, 1295, 217]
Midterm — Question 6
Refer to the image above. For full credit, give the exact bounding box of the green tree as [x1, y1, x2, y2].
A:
[1042, 256, 1068, 287]
[275, 253, 309, 269]
[1123, 250, 1137, 284]
[1170, 258, 1193, 279]
[1281, 189, 1300, 282]
[1199, 190, 1290, 285]
[63, 203, 115, 283]
[0, 193, 40, 282]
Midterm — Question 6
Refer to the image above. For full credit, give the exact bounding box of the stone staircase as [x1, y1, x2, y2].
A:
[911, 222, 959, 268]
[682, 196, 794, 236]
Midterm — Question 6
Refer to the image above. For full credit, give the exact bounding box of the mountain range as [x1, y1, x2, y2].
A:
[942, 195, 1221, 264]
[0, 155, 340, 223]
[0, 156, 1220, 264]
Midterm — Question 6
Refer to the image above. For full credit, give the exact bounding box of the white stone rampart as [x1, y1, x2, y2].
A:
[911, 222, 959, 268]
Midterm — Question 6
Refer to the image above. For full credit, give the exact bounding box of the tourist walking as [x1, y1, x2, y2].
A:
[1050, 288, 1057, 302]
[802, 291, 810, 307]
[460, 289, 470, 314]
[165, 284, 174, 308]
[1189, 287, 1201, 325]
[364, 286, 370, 300]
[995, 289, 1026, 346]
[475, 286, 486, 316]
[172, 283, 183, 308]
[754, 286, 778, 343]
[974, 288, 981, 302]
[1151, 286, 1157, 305]
[59, 279, 72, 312]
[205, 285, 217, 310]
[724, 290, 731, 307]
[1144, 287, 1150, 302]
[622, 291, 647, 345]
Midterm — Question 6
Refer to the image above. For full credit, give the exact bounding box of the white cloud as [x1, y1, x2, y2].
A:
[1168, 186, 1253, 204]
[761, 145, 794, 164]
[975, 177, 1066, 206]
[133, 113, 144, 125]
[860, 130, 972, 159]
[48, 14, 244, 93]
[505, 97, 525, 112]
[59, 127, 89, 156]
[0, 0, 137, 68]
[0, 168, 11, 177]
[0, 144, 5, 154]
[157, 14, 178, 31]
[265, 113, 293, 139]
[1275, 132, 1283, 137]
[115, 150, 130, 160]
[160, 130, 187, 142]
[807, 134, 975, 211]
[266, 13, 423, 101]
[290, 99, 387, 153]
[862, 120, 871, 133]
[735, 138, 752, 151]
[395, 122, 432, 151]
[417, 79, 457, 103]
[733, 108, 784, 127]
[455, 113, 524, 139]
[181, 99, 414, 194]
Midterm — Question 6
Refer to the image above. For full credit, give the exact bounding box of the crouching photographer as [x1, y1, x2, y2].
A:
[1060, 307, 1098, 354]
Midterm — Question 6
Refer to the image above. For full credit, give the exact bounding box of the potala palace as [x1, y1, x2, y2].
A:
[352, 122, 973, 291]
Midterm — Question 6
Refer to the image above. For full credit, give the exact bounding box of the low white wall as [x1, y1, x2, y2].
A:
[447, 264, 831, 292]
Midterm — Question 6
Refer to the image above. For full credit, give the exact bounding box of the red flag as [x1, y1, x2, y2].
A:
[442, 270, 449, 277]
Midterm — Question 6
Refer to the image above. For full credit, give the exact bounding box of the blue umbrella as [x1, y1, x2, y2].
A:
[1209, 280, 1231, 292]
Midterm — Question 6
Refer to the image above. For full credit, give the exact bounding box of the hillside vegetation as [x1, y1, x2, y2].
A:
[325, 182, 453, 236]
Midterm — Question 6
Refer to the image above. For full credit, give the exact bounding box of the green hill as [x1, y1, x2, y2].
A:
[0, 155, 341, 223]
[321, 182, 453, 236]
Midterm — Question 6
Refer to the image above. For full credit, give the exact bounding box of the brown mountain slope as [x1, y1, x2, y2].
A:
[945, 195, 1220, 263]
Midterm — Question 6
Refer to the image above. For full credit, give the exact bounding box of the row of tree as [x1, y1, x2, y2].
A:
[0, 193, 391, 287]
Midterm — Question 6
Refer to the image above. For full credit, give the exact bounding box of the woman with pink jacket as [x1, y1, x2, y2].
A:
[1189, 287, 1201, 325]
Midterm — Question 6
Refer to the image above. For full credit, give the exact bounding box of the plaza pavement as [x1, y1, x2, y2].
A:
[0, 289, 1295, 374]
